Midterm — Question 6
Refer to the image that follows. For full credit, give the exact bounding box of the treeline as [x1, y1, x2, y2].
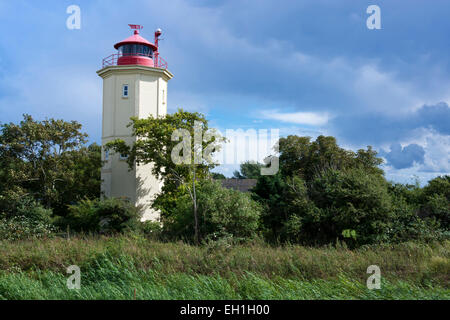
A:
[0, 113, 448, 246]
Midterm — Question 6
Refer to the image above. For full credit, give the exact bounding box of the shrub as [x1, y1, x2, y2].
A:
[277, 169, 394, 246]
[418, 175, 450, 229]
[0, 195, 53, 223]
[0, 216, 56, 241]
[64, 198, 141, 234]
[157, 179, 262, 242]
[308, 169, 394, 245]
[420, 194, 449, 229]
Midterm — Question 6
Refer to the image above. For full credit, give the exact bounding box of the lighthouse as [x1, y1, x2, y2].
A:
[97, 24, 173, 221]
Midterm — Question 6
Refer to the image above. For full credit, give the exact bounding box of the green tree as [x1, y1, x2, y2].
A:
[211, 172, 226, 179]
[161, 179, 261, 242]
[233, 161, 263, 179]
[305, 169, 393, 245]
[252, 172, 289, 241]
[0, 115, 101, 216]
[278, 135, 383, 181]
[419, 175, 450, 229]
[105, 109, 225, 243]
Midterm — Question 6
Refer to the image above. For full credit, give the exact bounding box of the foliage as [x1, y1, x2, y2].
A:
[0, 195, 53, 223]
[63, 198, 141, 234]
[0, 216, 56, 241]
[254, 134, 449, 246]
[105, 109, 225, 192]
[210, 172, 226, 179]
[105, 109, 226, 243]
[419, 175, 450, 229]
[0, 115, 101, 217]
[278, 135, 383, 182]
[252, 172, 290, 241]
[157, 179, 262, 242]
[233, 161, 263, 179]
[305, 169, 394, 245]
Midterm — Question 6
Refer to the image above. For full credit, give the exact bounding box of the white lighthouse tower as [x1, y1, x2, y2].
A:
[97, 24, 173, 221]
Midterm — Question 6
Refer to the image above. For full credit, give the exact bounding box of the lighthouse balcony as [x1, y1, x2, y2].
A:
[102, 52, 168, 69]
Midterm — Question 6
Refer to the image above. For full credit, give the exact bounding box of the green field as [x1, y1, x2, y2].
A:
[0, 236, 448, 300]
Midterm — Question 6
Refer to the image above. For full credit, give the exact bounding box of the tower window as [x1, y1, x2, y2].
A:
[122, 84, 129, 98]
[104, 150, 109, 160]
[119, 153, 128, 160]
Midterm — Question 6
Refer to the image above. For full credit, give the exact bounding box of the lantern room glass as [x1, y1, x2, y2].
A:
[118, 44, 153, 58]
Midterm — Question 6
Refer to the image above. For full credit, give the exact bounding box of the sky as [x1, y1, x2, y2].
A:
[0, 0, 449, 184]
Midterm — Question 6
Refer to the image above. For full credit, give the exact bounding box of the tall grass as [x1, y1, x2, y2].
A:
[0, 255, 448, 300]
[0, 236, 448, 299]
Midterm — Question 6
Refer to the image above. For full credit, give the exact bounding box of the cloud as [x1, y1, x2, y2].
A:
[420, 133, 450, 173]
[380, 143, 425, 169]
[416, 102, 450, 135]
[332, 102, 450, 145]
[260, 110, 329, 126]
[1, 0, 449, 184]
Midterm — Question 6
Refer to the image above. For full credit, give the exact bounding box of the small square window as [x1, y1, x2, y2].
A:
[119, 153, 128, 160]
[122, 84, 129, 98]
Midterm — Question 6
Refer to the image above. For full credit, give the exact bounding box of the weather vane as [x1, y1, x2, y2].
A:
[128, 24, 143, 31]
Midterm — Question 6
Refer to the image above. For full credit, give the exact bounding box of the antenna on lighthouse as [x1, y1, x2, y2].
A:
[154, 28, 163, 67]
[154, 28, 162, 47]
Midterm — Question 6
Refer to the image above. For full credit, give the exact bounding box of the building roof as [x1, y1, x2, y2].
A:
[114, 31, 158, 51]
[220, 179, 257, 193]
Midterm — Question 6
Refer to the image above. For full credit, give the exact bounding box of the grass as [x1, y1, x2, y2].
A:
[0, 235, 448, 299]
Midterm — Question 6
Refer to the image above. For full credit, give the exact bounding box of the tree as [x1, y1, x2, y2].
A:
[305, 168, 393, 245]
[0, 114, 101, 216]
[233, 161, 263, 179]
[252, 172, 290, 241]
[105, 109, 225, 243]
[278, 135, 383, 182]
[211, 172, 226, 179]
[419, 175, 450, 228]
[161, 179, 261, 242]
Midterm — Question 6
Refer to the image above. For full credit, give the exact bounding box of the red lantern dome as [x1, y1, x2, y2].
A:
[102, 24, 167, 69]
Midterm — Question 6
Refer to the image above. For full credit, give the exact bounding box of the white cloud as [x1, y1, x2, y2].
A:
[261, 109, 330, 126]
[420, 132, 450, 173]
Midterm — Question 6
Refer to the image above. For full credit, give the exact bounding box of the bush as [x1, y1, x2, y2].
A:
[157, 179, 262, 242]
[419, 175, 450, 229]
[0, 195, 53, 223]
[63, 198, 141, 234]
[279, 169, 394, 246]
[251, 173, 290, 241]
[0, 216, 56, 241]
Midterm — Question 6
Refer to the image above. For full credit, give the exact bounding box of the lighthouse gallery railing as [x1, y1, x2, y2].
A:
[102, 52, 168, 69]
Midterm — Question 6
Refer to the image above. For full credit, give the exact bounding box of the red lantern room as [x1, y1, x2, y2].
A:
[102, 24, 168, 69]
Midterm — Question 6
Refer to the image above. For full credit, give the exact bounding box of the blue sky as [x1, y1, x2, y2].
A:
[0, 0, 449, 184]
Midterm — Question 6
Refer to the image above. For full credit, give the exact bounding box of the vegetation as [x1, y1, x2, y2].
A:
[0, 115, 101, 219]
[62, 198, 141, 234]
[0, 113, 448, 299]
[106, 109, 225, 243]
[0, 236, 448, 299]
[158, 179, 262, 242]
[253, 135, 449, 246]
[233, 161, 263, 179]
